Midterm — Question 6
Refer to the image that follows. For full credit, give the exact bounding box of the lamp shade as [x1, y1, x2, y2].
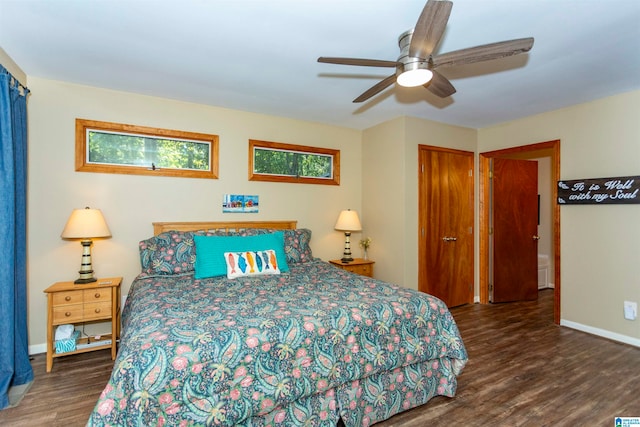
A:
[61, 207, 111, 239]
[334, 209, 362, 232]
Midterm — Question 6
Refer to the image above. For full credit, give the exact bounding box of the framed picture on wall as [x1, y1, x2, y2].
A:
[222, 195, 259, 213]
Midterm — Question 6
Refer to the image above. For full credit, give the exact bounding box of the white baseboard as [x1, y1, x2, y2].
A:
[29, 343, 46, 356]
[560, 319, 640, 348]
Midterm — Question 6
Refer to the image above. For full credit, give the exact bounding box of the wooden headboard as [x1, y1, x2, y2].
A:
[152, 220, 298, 235]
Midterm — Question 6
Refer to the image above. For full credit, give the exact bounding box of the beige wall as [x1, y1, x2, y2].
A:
[0, 47, 26, 83]
[361, 116, 477, 290]
[361, 118, 407, 285]
[3, 48, 638, 350]
[478, 90, 640, 343]
[362, 92, 639, 345]
[26, 77, 363, 350]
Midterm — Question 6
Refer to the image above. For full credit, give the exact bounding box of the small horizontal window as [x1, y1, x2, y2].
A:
[76, 119, 219, 179]
[249, 139, 340, 185]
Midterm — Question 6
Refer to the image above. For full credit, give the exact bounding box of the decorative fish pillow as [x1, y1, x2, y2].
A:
[224, 249, 281, 279]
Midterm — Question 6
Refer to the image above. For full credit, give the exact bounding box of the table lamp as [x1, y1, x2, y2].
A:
[334, 209, 362, 263]
[61, 207, 112, 284]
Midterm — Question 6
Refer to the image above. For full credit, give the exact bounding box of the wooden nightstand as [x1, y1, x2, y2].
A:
[329, 259, 375, 278]
[44, 277, 121, 372]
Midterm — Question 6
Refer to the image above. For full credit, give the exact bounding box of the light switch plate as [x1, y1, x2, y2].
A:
[623, 301, 637, 320]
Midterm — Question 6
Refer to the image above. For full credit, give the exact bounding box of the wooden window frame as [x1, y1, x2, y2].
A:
[75, 119, 219, 179]
[248, 139, 340, 185]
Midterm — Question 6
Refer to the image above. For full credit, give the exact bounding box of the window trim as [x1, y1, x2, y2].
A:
[75, 119, 219, 179]
[248, 139, 340, 185]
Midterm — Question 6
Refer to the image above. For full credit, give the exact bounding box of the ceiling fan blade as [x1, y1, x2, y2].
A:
[318, 57, 398, 67]
[409, 0, 453, 59]
[353, 74, 397, 103]
[425, 70, 456, 98]
[432, 37, 534, 68]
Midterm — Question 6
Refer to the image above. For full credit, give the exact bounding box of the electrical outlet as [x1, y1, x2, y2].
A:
[623, 301, 637, 320]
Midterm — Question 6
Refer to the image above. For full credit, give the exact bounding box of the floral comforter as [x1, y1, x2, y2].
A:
[87, 260, 467, 426]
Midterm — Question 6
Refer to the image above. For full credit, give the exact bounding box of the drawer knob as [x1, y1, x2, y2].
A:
[65, 312, 71, 317]
[94, 292, 101, 298]
[95, 308, 101, 313]
[65, 296, 71, 301]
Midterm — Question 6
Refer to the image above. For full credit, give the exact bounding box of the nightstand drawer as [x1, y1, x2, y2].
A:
[52, 290, 83, 306]
[53, 304, 84, 323]
[83, 301, 112, 320]
[329, 259, 375, 278]
[352, 264, 372, 276]
[84, 289, 111, 303]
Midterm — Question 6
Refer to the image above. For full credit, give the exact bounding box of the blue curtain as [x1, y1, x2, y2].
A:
[0, 65, 33, 410]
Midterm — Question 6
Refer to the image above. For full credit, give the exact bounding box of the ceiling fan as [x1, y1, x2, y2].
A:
[317, 0, 534, 102]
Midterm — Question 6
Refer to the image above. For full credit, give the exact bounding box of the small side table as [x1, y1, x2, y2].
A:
[44, 277, 121, 372]
[329, 258, 375, 278]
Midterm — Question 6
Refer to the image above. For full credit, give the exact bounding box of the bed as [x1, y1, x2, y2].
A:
[87, 221, 467, 426]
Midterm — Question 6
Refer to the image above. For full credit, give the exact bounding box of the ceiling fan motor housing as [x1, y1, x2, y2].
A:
[396, 29, 432, 85]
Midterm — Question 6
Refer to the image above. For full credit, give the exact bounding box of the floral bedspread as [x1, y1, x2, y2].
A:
[87, 260, 467, 426]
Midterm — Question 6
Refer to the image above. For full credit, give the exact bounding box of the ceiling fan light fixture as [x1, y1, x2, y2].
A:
[397, 68, 433, 87]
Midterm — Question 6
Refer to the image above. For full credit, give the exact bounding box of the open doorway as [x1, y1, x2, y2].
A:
[479, 140, 561, 324]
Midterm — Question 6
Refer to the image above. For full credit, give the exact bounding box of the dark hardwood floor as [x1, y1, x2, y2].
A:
[2, 289, 638, 426]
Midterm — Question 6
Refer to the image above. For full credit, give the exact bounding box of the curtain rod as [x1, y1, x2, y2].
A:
[0, 64, 29, 95]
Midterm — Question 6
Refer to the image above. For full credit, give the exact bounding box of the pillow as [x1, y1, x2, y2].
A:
[224, 249, 281, 279]
[139, 231, 197, 275]
[235, 228, 314, 264]
[138, 229, 230, 276]
[283, 229, 313, 263]
[194, 231, 289, 279]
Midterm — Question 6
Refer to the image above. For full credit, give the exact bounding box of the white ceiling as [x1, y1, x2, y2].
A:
[1, 0, 639, 130]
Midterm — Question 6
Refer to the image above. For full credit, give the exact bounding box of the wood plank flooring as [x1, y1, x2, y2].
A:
[1, 289, 638, 426]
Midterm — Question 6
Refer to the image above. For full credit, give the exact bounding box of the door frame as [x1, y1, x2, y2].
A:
[479, 140, 561, 324]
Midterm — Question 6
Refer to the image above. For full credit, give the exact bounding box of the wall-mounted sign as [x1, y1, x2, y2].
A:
[557, 175, 640, 205]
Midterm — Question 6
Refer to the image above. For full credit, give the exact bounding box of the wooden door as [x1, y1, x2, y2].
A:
[491, 158, 539, 302]
[419, 146, 474, 307]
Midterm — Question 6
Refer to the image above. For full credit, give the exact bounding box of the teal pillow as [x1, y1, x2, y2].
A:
[194, 232, 289, 279]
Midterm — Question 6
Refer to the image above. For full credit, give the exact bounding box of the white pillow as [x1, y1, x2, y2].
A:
[224, 249, 281, 279]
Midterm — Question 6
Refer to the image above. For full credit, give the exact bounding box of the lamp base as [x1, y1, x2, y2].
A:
[75, 239, 96, 284]
[341, 231, 354, 263]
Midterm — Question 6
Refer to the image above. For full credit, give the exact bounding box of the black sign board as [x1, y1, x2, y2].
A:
[557, 175, 640, 205]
